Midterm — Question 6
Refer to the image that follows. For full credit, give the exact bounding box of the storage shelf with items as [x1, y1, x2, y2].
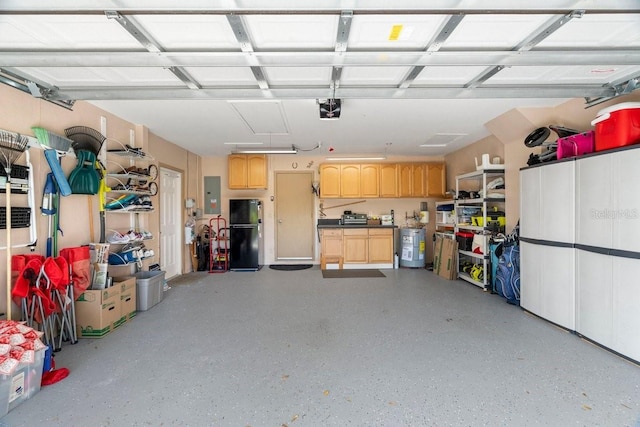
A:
[454, 169, 505, 290]
[435, 200, 455, 232]
[105, 140, 158, 272]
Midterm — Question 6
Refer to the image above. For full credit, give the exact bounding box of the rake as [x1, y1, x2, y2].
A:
[0, 131, 29, 320]
[64, 126, 106, 156]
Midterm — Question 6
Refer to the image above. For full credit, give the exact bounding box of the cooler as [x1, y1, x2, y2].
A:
[591, 102, 640, 152]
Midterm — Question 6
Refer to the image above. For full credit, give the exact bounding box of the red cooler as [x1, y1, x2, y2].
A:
[591, 102, 640, 152]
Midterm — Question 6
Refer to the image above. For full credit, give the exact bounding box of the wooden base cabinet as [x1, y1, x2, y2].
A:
[319, 227, 394, 268]
[320, 229, 343, 258]
[368, 228, 394, 264]
[343, 229, 368, 263]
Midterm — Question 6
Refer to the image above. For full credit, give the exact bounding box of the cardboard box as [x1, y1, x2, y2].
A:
[439, 237, 458, 280]
[75, 287, 121, 338]
[434, 235, 457, 280]
[113, 276, 137, 325]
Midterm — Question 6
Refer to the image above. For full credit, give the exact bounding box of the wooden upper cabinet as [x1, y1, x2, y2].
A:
[247, 155, 267, 188]
[319, 164, 340, 198]
[360, 164, 379, 198]
[228, 154, 267, 189]
[412, 163, 426, 197]
[398, 163, 413, 198]
[426, 163, 446, 197]
[379, 164, 398, 198]
[228, 155, 248, 188]
[340, 164, 361, 198]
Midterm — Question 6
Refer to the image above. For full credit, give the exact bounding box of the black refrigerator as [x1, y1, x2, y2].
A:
[229, 199, 261, 271]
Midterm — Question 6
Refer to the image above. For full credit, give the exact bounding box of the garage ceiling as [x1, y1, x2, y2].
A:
[1, 1, 639, 157]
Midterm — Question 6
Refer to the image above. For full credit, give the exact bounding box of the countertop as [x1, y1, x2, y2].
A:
[317, 224, 398, 229]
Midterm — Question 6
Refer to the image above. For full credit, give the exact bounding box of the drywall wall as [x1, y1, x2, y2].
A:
[199, 154, 447, 265]
[0, 84, 201, 316]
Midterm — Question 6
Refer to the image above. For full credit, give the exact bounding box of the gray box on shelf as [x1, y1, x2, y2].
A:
[134, 271, 165, 311]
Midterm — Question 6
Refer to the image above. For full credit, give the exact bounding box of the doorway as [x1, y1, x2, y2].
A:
[160, 167, 182, 279]
[275, 171, 314, 261]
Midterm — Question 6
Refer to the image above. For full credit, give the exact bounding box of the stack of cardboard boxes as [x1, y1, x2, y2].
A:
[433, 235, 457, 280]
[75, 276, 137, 338]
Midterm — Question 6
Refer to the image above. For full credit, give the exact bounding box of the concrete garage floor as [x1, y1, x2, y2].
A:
[1, 267, 639, 426]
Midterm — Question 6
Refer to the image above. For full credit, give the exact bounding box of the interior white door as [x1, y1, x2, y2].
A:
[160, 168, 182, 279]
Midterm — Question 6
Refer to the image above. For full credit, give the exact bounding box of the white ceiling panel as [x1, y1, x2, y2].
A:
[536, 13, 640, 48]
[348, 15, 447, 49]
[133, 15, 240, 50]
[0, 15, 138, 49]
[17, 67, 180, 86]
[243, 15, 338, 49]
[228, 100, 290, 135]
[413, 66, 488, 85]
[442, 14, 554, 48]
[1, 4, 639, 157]
[341, 67, 412, 86]
[263, 67, 332, 86]
[488, 65, 640, 84]
[183, 67, 258, 86]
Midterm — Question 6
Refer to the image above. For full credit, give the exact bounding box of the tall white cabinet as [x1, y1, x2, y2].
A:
[519, 161, 575, 331]
[520, 146, 640, 363]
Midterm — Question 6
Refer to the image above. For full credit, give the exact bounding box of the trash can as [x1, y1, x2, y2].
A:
[399, 228, 426, 268]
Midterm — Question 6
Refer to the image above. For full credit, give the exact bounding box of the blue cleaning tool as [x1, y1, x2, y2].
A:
[44, 149, 71, 196]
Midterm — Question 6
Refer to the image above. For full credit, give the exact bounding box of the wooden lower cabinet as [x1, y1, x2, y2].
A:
[320, 227, 394, 267]
[320, 229, 343, 258]
[368, 228, 394, 264]
[343, 228, 369, 263]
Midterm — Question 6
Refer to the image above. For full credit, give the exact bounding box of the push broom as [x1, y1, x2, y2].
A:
[0, 132, 29, 320]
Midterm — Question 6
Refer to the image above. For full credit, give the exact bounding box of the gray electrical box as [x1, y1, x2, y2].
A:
[204, 176, 221, 215]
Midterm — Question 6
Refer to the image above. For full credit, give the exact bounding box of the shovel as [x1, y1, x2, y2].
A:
[68, 150, 100, 195]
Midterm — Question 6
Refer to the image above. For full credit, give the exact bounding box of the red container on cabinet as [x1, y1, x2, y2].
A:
[591, 102, 640, 152]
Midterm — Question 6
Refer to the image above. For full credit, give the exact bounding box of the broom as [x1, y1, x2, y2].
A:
[0, 132, 29, 320]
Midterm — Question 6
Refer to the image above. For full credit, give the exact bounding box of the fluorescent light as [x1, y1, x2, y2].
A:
[419, 144, 447, 148]
[234, 145, 297, 154]
[325, 156, 387, 161]
[224, 142, 263, 145]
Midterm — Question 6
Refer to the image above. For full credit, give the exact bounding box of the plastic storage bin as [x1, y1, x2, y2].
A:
[556, 130, 595, 160]
[134, 271, 165, 311]
[591, 102, 640, 152]
[0, 347, 45, 418]
[455, 231, 474, 251]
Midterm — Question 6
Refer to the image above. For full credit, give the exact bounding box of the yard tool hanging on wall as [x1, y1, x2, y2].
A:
[0, 131, 29, 320]
[41, 173, 57, 258]
[64, 126, 105, 195]
[31, 127, 72, 197]
[96, 160, 110, 243]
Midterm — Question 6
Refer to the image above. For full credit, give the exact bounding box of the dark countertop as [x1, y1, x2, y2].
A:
[317, 224, 398, 229]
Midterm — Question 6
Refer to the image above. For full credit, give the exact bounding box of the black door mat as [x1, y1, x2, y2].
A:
[269, 264, 313, 271]
[322, 269, 385, 278]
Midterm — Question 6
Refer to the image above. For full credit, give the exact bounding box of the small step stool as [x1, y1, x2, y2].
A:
[320, 255, 343, 270]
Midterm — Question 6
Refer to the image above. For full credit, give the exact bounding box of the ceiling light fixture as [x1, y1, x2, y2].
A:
[325, 156, 387, 161]
[224, 142, 263, 145]
[419, 144, 448, 147]
[233, 145, 298, 154]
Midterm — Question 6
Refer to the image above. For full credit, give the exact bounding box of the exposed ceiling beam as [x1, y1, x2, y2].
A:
[465, 10, 586, 89]
[46, 85, 618, 101]
[106, 10, 203, 90]
[2, 50, 639, 68]
[1, 2, 639, 15]
[399, 13, 465, 89]
[227, 13, 269, 90]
